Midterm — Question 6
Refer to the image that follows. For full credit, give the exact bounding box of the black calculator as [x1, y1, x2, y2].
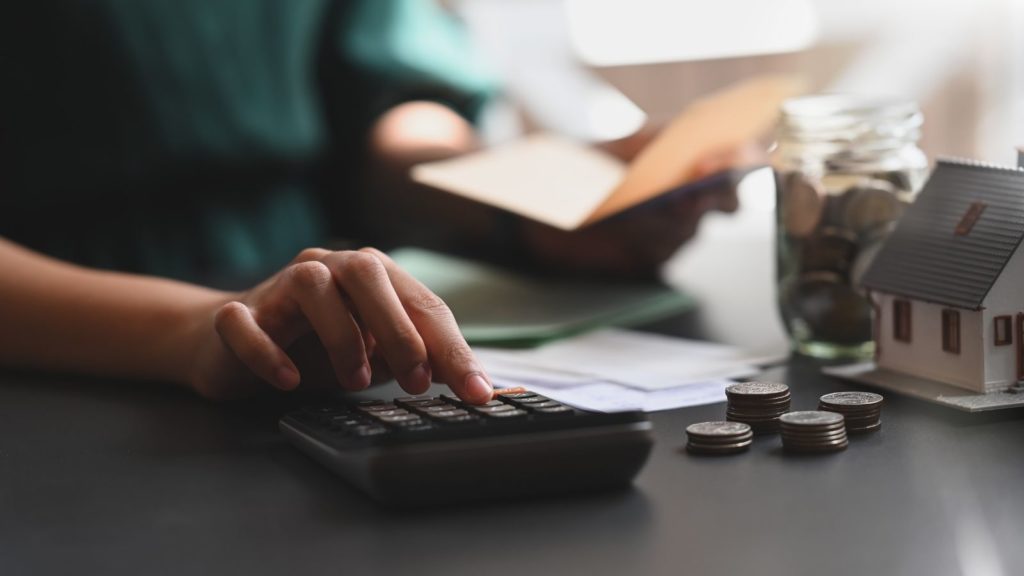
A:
[279, 389, 654, 505]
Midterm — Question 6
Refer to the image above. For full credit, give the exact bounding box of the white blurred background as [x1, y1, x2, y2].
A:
[457, 0, 1024, 165]
[451, 0, 1024, 354]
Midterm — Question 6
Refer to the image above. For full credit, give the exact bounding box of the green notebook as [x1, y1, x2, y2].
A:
[390, 248, 695, 348]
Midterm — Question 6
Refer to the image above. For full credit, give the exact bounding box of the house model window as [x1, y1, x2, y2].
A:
[994, 315, 1012, 345]
[954, 201, 987, 236]
[893, 299, 912, 342]
[942, 309, 961, 354]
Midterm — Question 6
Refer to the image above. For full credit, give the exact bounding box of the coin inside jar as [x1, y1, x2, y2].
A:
[790, 271, 873, 345]
[781, 172, 825, 238]
[800, 227, 859, 275]
[840, 180, 903, 234]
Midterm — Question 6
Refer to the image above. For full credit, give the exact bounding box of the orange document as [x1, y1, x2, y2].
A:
[412, 75, 804, 230]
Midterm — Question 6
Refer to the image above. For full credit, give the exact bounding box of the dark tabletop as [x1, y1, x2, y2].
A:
[3, 345, 1024, 575]
[4, 205, 1024, 575]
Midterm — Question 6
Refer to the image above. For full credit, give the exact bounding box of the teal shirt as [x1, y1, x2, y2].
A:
[0, 0, 495, 284]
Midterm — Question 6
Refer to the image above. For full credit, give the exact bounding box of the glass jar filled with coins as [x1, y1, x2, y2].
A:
[773, 95, 927, 359]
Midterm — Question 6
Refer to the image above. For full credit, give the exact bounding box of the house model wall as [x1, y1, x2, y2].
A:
[861, 158, 1024, 394]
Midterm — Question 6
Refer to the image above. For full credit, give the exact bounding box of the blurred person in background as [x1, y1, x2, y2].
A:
[0, 0, 745, 400]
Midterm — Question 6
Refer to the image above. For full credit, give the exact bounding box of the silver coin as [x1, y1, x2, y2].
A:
[688, 435, 755, 446]
[846, 421, 882, 433]
[841, 181, 902, 233]
[838, 410, 882, 418]
[800, 228, 858, 275]
[727, 395, 792, 404]
[783, 431, 849, 441]
[790, 272, 873, 345]
[784, 440, 848, 453]
[781, 429, 849, 441]
[727, 414, 787, 423]
[779, 411, 844, 427]
[782, 172, 825, 238]
[726, 402, 791, 411]
[820, 409, 882, 421]
[686, 421, 752, 437]
[781, 422, 850, 434]
[726, 409, 787, 418]
[726, 414, 789, 422]
[820, 391, 884, 407]
[726, 382, 790, 397]
[686, 441, 752, 455]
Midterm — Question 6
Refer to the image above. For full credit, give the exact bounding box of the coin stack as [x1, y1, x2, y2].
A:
[779, 411, 848, 453]
[685, 422, 754, 455]
[725, 382, 791, 434]
[818, 391, 884, 434]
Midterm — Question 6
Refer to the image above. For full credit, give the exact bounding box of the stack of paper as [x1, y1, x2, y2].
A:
[475, 329, 763, 412]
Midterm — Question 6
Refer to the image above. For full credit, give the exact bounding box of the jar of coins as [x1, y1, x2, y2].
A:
[773, 95, 927, 359]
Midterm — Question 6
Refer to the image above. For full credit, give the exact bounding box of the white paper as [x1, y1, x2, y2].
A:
[475, 328, 759, 391]
[493, 377, 730, 413]
[412, 134, 625, 230]
[474, 356, 596, 388]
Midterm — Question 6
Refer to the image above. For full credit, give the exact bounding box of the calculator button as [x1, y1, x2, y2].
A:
[473, 404, 516, 414]
[377, 414, 421, 424]
[512, 396, 550, 404]
[527, 401, 563, 410]
[439, 414, 480, 424]
[485, 409, 528, 418]
[536, 406, 574, 415]
[390, 419, 434, 429]
[369, 409, 409, 418]
[329, 416, 363, 427]
[395, 396, 434, 404]
[480, 400, 506, 408]
[495, 391, 536, 399]
[417, 405, 458, 414]
[493, 386, 530, 395]
[429, 409, 469, 418]
[396, 424, 436, 433]
[351, 425, 389, 437]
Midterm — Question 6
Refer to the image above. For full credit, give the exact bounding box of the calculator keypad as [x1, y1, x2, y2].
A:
[299, 390, 577, 441]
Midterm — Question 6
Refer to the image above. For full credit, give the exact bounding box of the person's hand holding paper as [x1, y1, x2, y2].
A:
[413, 76, 804, 277]
[517, 140, 763, 277]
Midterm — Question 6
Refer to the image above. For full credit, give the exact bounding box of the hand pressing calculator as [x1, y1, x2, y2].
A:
[280, 388, 654, 505]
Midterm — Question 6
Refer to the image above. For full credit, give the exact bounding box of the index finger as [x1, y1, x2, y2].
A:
[357, 248, 493, 405]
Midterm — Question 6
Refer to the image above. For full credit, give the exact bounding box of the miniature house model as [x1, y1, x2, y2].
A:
[860, 157, 1024, 395]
